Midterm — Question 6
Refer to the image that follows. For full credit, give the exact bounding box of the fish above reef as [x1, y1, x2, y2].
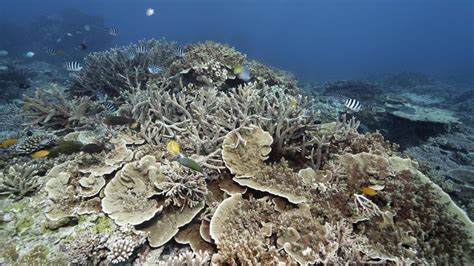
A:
[344, 98, 362, 112]
[84, 25, 90, 31]
[46, 47, 64, 56]
[103, 115, 136, 127]
[0, 66, 8, 71]
[65, 61, 83, 71]
[174, 154, 205, 175]
[24, 51, 35, 58]
[31, 150, 49, 158]
[233, 64, 251, 81]
[108, 27, 119, 36]
[56, 38, 62, 43]
[146, 8, 155, 16]
[67, 32, 73, 37]
[147, 64, 162, 74]
[79, 41, 88, 50]
[174, 46, 185, 58]
[166, 140, 181, 156]
[0, 139, 17, 149]
[0, 50, 8, 56]
[136, 45, 148, 54]
[360, 186, 377, 196]
[48, 141, 84, 157]
[81, 143, 104, 154]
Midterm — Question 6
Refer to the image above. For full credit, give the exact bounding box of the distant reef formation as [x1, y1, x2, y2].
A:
[0, 40, 472, 265]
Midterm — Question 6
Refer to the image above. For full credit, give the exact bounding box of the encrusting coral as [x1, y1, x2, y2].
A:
[1, 39, 472, 265]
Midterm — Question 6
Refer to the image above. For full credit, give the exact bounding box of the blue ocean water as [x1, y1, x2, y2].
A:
[0, 0, 472, 81]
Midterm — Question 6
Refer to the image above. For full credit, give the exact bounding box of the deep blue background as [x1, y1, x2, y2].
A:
[1, 0, 473, 82]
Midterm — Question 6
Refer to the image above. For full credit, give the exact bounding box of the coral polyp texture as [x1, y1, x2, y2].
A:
[0, 40, 472, 265]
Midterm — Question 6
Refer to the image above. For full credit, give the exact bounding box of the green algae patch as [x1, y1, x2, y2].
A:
[15, 215, 33, 235]
[92, 215, 113, 234]
[17, 245, 48, 265]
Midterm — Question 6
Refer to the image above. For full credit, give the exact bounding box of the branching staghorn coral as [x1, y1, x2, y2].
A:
[156, 160, 207, 209]
[0, 163, 40, 200]
[22, 84, 93, 129]
[70, 38, 177, 97]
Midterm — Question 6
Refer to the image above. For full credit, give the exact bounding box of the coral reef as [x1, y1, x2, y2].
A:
[1, 40, 472, 265]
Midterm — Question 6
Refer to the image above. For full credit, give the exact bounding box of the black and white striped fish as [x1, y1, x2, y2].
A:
[108, 27, 119, 36]
[46, 47, 58, 55]
[136, 45, 148, 54]
[344, 98, 362, 112]
[174, 46, 185, 58]
[65, 61, 82, 71]
[147, 64, 162, 74]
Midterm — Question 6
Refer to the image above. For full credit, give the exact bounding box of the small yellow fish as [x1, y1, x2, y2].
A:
[360, 186, 377, 197]
[233, 64, 242, 75]
[31, 150, 50, 159]
[130, 122, 139, 129]
[166, 140, 181, 156]
[290, 98, 298, 109]
[0, 139, 17, 149]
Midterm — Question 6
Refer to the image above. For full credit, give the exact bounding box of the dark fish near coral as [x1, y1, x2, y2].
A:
[79, 41, 88, 50]
[81, 143, 104, 154]
[48, 141, 84, 158]
[46, 47, 58, 55]
[103, 115, 136, 127]
[65, 61, 83, 71]
[108, 27, 119, 36]
[344, 98, 362, 112]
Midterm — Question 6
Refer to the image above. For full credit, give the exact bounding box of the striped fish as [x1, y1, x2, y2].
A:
[108, 27, 119, 36]
[344, 98, 362, 112]
[136, 45, 148, 54]
[147, 65, 162, 74]
[65, 61, 82, 71]
[174, 46, 185, 58]
[46, 47, 57, 55]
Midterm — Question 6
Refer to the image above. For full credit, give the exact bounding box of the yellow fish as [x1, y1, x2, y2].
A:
[166, 140, 181, 156]
[0, 139, 17, 149]
[290, 98, 298, 109]
[31, 150, 50, 159]
[360, 186, 378, 197]
[233, 64, 242, 75]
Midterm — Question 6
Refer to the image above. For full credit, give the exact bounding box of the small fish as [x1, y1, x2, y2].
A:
[65, 61, 83, 71]
[79, 41, 88, 50]
[360, 186, 377, 197]
[31, 150, 49, 159]
[0, 139, 17, 149]
[344, 98, 362, 112]
[25, 51, 35, 58]
[81, 143, 104, 154]
[147, 64, 162, 74]
[56, 38, 62, 43]
[174, 46, 185, 58]
[290, 98, 298, 109]
[136, 45, 148, 54]
[125, 50, 136, 60]
[103, 102, 116, 113]
[103, 115, 135, 126]
[233, 64, 251, 81]
[146, 8, 155, 16]
[67, 33, 73, 37]
[84, 25, 90, 31]
[46, 47, 59, 55]
[175, 155, 204, 174]
[166, 140, 181, 156]
[108, 27, 119, 36]
[0, 50, 8, 56]
[0, 66, 8, 71]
